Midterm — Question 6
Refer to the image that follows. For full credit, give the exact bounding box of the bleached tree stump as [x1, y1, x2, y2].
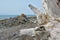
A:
[43, 0, 60, 17]
[29, 0, 60, 40]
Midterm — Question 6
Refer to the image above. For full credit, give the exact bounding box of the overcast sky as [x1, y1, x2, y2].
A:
[0, 0, 44, 15]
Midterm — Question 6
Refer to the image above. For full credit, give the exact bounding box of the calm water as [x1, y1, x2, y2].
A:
[0, 15, 35, 20]
[0, 15, 18, 20]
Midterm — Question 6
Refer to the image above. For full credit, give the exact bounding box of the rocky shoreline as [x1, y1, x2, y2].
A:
[0, 14, 38, 40]
[0, 14, 37, 29]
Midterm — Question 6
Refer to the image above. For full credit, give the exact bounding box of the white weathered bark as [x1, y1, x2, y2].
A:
[19, 26, 50, 40]
[42, 0, 60, 40]
[43, 21, 60, 40]
[29, 4, 44, 25]
[29, 4, 51, 25]
[29, 0, 60, 40]
[43, 0, 60, 17]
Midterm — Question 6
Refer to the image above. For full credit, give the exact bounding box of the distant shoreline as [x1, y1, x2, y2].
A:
[0, 15, 36, 20]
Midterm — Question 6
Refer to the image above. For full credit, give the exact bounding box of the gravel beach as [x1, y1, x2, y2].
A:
[0, 14, 38, 40]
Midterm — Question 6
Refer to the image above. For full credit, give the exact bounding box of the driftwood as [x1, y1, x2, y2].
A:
[43, 0, 60, 17]
[19, 26, 50, 40]
[29, 0, 60, 40]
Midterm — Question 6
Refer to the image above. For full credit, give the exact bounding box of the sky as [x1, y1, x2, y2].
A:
[0, 0, 44, 15]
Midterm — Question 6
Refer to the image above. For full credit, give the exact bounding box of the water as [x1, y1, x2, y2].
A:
[0, 15, 18, 20]
[0, 15, 35, 20]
